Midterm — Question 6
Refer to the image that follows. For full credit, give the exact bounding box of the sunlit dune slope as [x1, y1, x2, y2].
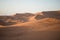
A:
[11, 11, 60, 31]
[14, 17, 60, 31]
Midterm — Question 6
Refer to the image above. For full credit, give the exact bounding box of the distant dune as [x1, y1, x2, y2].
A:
[0, 11, 59, 30]
[0, 11, 60, 29]
[0, 13, 34, 26]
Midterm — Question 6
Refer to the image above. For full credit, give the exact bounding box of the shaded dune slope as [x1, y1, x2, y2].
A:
[0, 26, 60, 40]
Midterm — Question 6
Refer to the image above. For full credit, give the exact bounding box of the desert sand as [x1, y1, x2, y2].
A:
[0, 11, 60, 40]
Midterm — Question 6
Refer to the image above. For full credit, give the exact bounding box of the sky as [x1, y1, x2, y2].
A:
[0, 0, 60, 15]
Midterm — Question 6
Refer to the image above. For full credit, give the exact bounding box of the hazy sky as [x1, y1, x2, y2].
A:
[0, 0, 60, 15]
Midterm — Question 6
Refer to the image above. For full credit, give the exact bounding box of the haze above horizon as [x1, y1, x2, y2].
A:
[0, 0, 60, 15]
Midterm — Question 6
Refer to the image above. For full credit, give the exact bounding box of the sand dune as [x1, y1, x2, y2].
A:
[0, 11, 60, 40]
[0, 11, 60, 31]
[10, 11, 60, 31]
[13, 18, 60, 31]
